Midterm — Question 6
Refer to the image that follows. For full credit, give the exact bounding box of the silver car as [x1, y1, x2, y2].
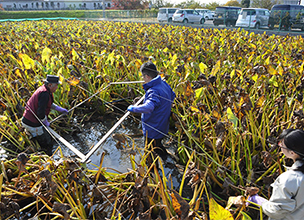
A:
[236, 8, 270, 29]
[172, 9, 205, 24]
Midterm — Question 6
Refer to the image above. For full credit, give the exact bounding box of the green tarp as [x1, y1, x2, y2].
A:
[0, 17, 79, 22]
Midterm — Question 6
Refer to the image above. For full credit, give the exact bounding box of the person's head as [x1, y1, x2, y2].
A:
[44, 75, 60, 93]
[278, 129, 304, 161]
[140, 62, 158, 83]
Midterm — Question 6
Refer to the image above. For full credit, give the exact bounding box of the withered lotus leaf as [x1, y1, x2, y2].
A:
[245, 186, 260, 197]
[170, 189, 190, 219]
[226, 195, 246, 209]
[52, 201, 71, 220]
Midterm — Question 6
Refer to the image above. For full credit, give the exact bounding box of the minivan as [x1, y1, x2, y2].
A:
[236, 8, 270, 29]
[268, 4, 304, 31]
[213, 6, 241, 27]
[157, 8, 179, 22]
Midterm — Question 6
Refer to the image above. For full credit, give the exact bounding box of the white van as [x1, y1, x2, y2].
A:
[195, 9, 214, 20]
[157, 8, 179, 22]
[235, 8, 270, 29]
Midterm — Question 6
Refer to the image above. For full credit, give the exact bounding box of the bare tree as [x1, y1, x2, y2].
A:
[112, 0, 149, 9]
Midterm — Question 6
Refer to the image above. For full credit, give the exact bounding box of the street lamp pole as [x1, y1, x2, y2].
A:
[103, 0, 105, 18]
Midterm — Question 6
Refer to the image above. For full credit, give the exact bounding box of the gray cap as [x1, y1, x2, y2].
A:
[45, 75, 61, 84]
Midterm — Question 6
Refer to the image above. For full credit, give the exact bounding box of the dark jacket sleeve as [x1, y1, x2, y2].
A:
[37, 91, 49, 119]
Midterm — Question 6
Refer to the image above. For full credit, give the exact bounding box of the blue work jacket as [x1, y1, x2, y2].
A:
[141, 75, 175, 139]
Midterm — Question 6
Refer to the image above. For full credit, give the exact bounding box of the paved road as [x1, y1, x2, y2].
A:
[99, 17, 304, 37]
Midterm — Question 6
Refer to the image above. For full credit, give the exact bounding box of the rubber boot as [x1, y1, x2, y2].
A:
[35, 130, 53, 156]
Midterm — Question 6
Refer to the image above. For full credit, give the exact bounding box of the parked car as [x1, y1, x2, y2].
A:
[210, 11, 215, 19]
[195, 8, 214, 20]
[268, 4, 304, 31]
[235, 8, 270, 29]
[172, 9, 205, 24]
[157, 8, 179, 22]
[213, 6, 241, 27]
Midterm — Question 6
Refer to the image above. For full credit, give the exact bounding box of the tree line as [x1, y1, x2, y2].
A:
[111, 0, 279, 10]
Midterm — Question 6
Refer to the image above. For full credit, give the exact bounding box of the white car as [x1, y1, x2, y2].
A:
[172, 9, 205, 24]
[157, 8, 179, 22]
[235, 8, 270, 29]
[195, 8, 214, 20]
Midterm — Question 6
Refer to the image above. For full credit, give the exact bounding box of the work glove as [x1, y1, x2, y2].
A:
[127, 105, 135, 112]
[54, 105, 68, 114]
[127, 101, 154, 114]
[42, 119, 50, 127]
[247, 195, 268, 206]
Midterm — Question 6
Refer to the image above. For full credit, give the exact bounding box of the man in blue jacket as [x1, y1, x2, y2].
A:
[127, 62, 175, 157]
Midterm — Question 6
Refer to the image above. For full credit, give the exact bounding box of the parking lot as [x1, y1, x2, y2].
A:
[106, 17, 304, 37]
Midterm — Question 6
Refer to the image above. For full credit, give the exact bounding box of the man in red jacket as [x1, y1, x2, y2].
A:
[22, 75, 68, 155]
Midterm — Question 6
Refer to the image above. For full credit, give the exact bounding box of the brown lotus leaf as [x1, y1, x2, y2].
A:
[134, 165, 145, 185]
[8, 201, 20, 219]
[91, 172, 107, 183]
[92, 187, 104, 204]
[211, 108, 220, 120]
[52, 201, 71, 220]
[49, 181, 58, 196]
[126, 148, 137, 156]
[251, 154, 260, 167]
[204, 139, 213, 150]
[262, 151, 272, 167]
[16, 153, 29, 166]
[226, 195, 246, 209]
[245, 186, 260, 197]
[128, 87, 136, 99]
[112, 133, 127, 143]
[188, 171, 203, 188]
[170, 189, 190, 220]
[215, 121, 226, 136]
[15, 153, 29, 173]
[67, 169, 84, 185]
[64, 159, 80, 171]
[219, 177, 235, 196]
[39, 169, 52, 183]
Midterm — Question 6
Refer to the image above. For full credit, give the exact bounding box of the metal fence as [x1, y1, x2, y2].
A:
[1, 8, 304, 34]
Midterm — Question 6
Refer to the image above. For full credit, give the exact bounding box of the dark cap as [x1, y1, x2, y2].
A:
[45, 75, 60, 84]
[140, 62, 158, 78]
[283, 129, 304, 156]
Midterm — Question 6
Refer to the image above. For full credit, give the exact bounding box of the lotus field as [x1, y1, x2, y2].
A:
[0, 20, 304, 219]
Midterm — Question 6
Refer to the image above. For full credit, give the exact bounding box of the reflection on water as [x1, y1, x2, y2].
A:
[55, 117, 182, 190]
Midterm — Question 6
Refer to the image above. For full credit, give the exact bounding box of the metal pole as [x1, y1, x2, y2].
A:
[48, 127, 87, 161]
[103, 0, 105, 18]
[81, 95, 145, 163]
[50, 81, 144, 124]
[110, 80, 144, 85]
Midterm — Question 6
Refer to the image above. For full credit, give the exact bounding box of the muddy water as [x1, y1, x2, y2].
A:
[56, 117, 183, 189]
